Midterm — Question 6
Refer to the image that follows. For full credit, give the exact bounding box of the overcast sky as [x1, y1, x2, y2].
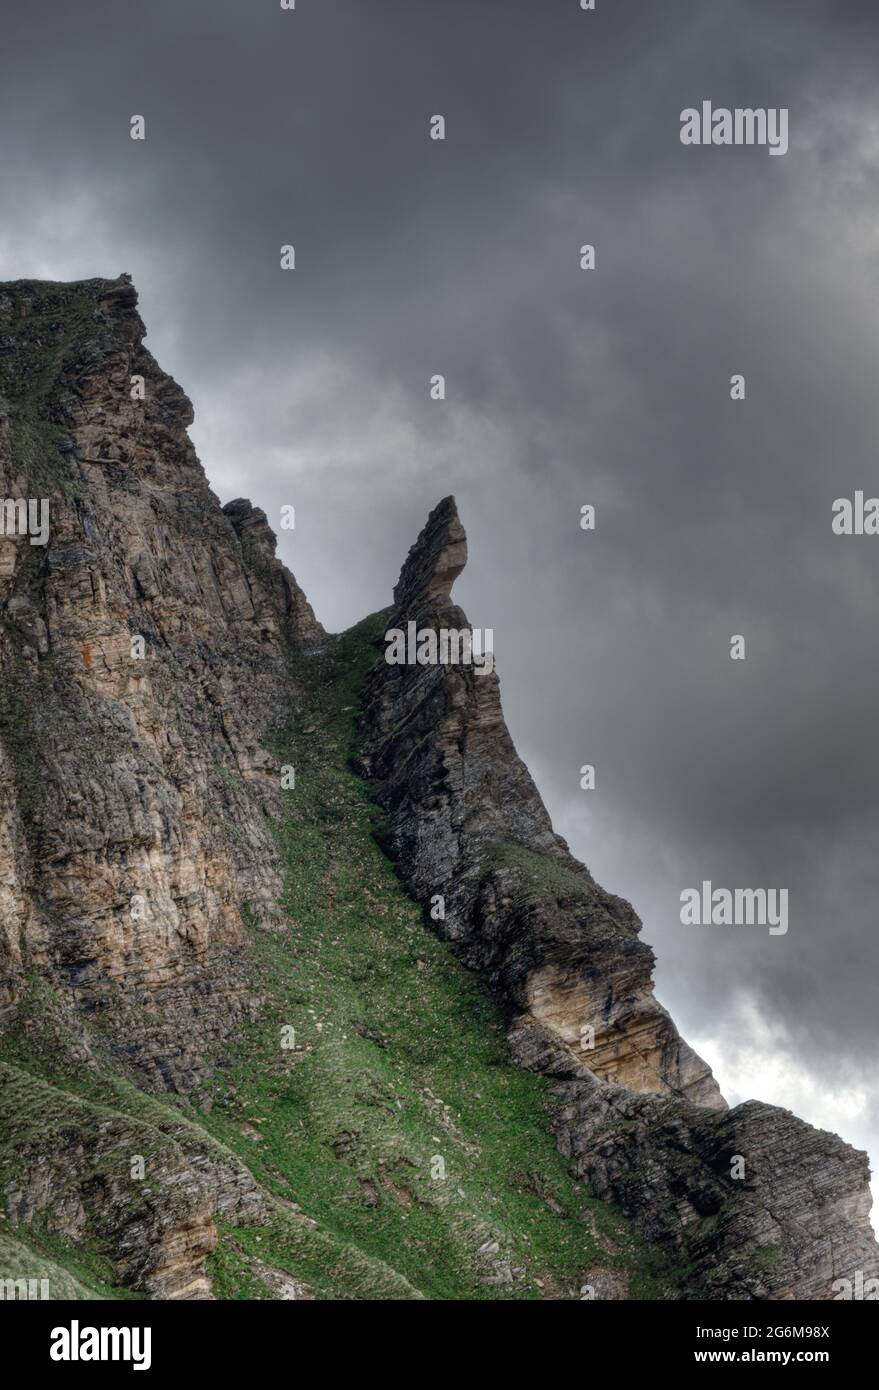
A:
[2, 0, 877, 1219]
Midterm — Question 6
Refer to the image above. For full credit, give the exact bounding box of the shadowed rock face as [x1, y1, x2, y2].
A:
[360, 498, 724, 1111]
[359, 495, 879, 1299]
[393, 498, 467, 608]
[511, 1022, 879, 1301]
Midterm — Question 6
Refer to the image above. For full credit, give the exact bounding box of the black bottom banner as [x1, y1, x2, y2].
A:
[4, 1296, 874, 1375]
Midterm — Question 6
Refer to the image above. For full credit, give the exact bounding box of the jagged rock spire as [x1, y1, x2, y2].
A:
[392, 496, 467, 612]
[360, 496, 879, 1299]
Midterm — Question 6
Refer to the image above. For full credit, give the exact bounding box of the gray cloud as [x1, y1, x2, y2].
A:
[1, 0, 877, 1203]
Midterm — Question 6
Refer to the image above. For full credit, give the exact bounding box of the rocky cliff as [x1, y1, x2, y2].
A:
[359, 498, 879, 1300]
[0, 275, 323, 1087]
[0, 276, 875, 1300]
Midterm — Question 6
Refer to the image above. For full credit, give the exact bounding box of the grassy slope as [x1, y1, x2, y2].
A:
[0, 1231, 103, 1300]
[0, 614, 676, 1299]
[199, 615, 674, 1299]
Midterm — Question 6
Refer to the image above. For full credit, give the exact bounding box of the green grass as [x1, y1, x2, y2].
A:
[195, 615, 675, 1299]
[0, 1231, 109, 1300]
[0, 1228, 142, 1301]
[484, 840, 596, 907]
[0, 609, 677, 1299]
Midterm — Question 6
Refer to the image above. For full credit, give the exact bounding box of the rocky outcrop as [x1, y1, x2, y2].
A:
[361, 498, 724, 1110]
[358, 496, 879, 1299]
[0, 275, 322, 1090]
[510, 1020, 878, 1300]
[0, 1059, 269, 1298]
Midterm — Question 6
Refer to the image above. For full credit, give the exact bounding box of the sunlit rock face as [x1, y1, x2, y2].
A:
[0, 275, 323, 1089]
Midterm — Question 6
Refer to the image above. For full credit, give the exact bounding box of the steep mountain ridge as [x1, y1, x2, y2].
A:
[0, 275, 875, 1299]
[359, 496, 879, 1298]
[362, 497, 724, 1109]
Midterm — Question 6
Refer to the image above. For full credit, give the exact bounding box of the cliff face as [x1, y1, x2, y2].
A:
[359, 496, 879, 1300]
[0, 275, 322, 1091]
[0, 277, 875, 1300]
[361, 499, 724, 1111]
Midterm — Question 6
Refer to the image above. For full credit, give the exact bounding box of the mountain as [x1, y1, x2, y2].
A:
[0, 275, 875, 1300]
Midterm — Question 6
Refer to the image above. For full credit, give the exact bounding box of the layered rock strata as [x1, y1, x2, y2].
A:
[0, 276, 322, 1090]
[358, 496, 879, 1299]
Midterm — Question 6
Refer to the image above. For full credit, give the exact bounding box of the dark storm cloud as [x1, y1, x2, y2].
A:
[1, 0, 877, 1189]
